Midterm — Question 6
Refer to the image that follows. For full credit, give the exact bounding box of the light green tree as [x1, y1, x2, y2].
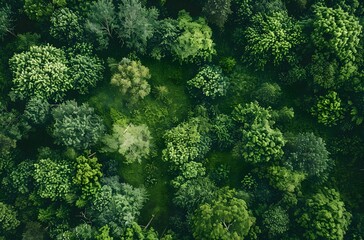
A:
[311, 91, 344, 126]
[0, 202, 20, 232]
[52, 100, 105, 150]
[9, 45, 71, 101]
[192, 189, 255, 239]
[171, 10, 216, 63]
[245, 10, 302, 69]
[296, 188, 351, 240]
[103, 122, 151, 164]
[110, 58, 151, 104]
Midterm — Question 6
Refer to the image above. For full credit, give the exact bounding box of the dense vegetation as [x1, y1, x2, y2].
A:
[0, 0, 363, 239]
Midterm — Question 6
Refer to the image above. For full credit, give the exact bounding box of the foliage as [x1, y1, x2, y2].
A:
[9, 161, 34, 194]
[187, 65, 229, 98]
[24, 97, 51, 125]
[117, 0, 158, 52]
[73, 155, 102, 206]
[50, 8, 83, 43]
[254, 82, 282, 106]
[110, 58, 151, 104]
[24, 0, 66, 21]
[266, 165, 306, 193]
[9, 45, 71, 101]
[0, 5, 14, 40]
[162, 117, 211, 167]
[85, 0, 116, 49]
[0, 202, 20, 232]
[202, 0, 232, 29]
[192, 189, 255, 240]
[233, 102, 285, 163]
[296, 188, 351, 240]
[311, 91, 344, 126]
[90, 176, 147, 236]
[211, 114, 235, 149]
[171, 10, 216, 63]
[286, 132, 331, 179]
[173, 177, 217, 211]
[33, 158, 74, 201]
[52, 100, 105, 150]
[67, 44, 104, 94]
[262, 206, 289, 236]
[245, 11, 302, 69]
[103, 122, 151, 164]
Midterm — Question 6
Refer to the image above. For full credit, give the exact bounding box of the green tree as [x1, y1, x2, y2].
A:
[262, 206, 289, 237]
[103, 122, 151, 164]
[73, 155, 102, 206]
[211, 114, 235, 149]
[311, 91, 344, 126]
[254, 82, 282, 106]
[296, 188, 351, 240]
[50, 8, 83, 43]
[150, 18, 179, 60]
[202, 0, 232, 29]
[192, 189, 255, 239]
[117, 0, 158, 52]
[67, 44, 104, 94]
[171, 10, 216, 63]
[187, 65, 229, 99]
[52, 100, 105, 150]
[266, 165, 306, 194]
[33, 158, 74, 201]
[85, 0, 117, 49]
[0, 202, 20, 232]
[286, 132, 331, 179]
[233, 102, 285, 164]
[9, 45, 71, 101]
[0, 5, 15, 40]
[24, 0, 66, 21]
[310, 5, 361, 88]
[244, 10, 302, 69]
[24, 97, 51, 125]
[110, 58, 151, 104]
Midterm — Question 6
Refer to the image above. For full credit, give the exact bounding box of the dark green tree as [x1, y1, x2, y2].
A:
[24, 0, 66, 21]
[117, 0, 158, 52]
[85, 0, 117, 49]
[262, 206, 289, 237]
[296, 188, 351, 240]
[52, 100, 105, 150]
[192, 189, 255, 239]
[50, 8, 83, 43]
[24, 98, 51, 125]
[0, 5, 15, 40]
[0, 202, 20, 232]
[202, 0, 232, 29]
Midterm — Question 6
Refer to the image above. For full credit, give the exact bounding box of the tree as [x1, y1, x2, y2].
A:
[262, 206, 289, 237]
[73, 155, 102, 206]
[296, 188, 351, 240]
[211, 114, 235, 149]
[110, 58, 151, 104]
[50, 8, 83, 43]
[52, 100, 105, 150]
[24, 97, 51, 125]
[103, 122, 151, 164]
[117, 0, 158, 52]
[67, 44, 104, 94]
[311, 91, 344, 126]
[171, 10, 216, 63]
[232, 102, 285, 164]
[266, 165, 305, 196]
[310, 6, 362, 88]
[85, 0, 117, 49]
[192, 189, 255, 239]
[0, 5, 15, 40]
[254, 82, 282, 106]
[286, 132, 331, 179]
[90, 176, 147, 236]
[0, 202, 20, 232]
[244, 10, 303, 69]
[33, 158, 74, 201]
[24, 0, 66, 21]
[9, 45, 71, 101]
[202, 0, 232, 29]
[187, 65, 229, 99]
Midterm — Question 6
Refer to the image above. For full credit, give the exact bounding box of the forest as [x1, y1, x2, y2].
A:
[0, 0, 363, 239]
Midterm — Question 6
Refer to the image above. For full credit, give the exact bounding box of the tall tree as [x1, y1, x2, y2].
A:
[52, 100, 105, 150]
[117, 0, 158, 52]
